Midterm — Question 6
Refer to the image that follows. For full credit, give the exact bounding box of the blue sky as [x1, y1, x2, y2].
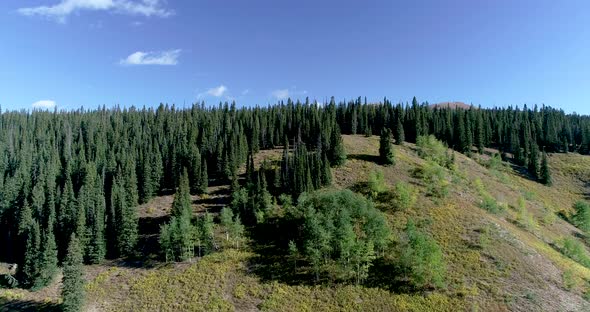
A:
[1, 0, 589, 114]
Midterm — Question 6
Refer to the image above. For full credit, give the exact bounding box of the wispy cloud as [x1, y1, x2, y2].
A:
[271, 87, 308, 100]
[32, 100, 57, 109]
[119, 49, 181, 65]
[18, 0, 173, 23]
[241, 89, 250, 96]
[203, 85, 228, 97]
[271, 89, 289, 100]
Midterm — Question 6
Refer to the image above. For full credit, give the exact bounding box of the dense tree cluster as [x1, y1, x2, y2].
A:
[287, 189, 390, 284]
[0, 100, 344, 288]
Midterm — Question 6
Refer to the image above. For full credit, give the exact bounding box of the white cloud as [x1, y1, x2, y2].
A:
[32, 100, 57, 109]
[270, 87, 309, 100]
[207, 85, 228, 97]
[120, 49, 181, 65]
[241, 89, 250, 95]
[18, 0, 173, 23]
[271, 89, 289, 100]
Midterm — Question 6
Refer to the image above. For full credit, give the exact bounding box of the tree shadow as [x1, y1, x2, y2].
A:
[245, 217, 316, 286]
[193, 196, 229, 215]
[0, 299, 60, 312]
[245, 217, 420, 293]
[572, 231, 587, 242]
[347, 154, 381, 164]
[365, 257, 416, 293]
[503, 158, 541, 184]
[109, 215, 169, 269]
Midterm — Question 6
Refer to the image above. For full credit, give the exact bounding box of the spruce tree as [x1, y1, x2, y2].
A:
[198, 159, 208, 194]
[123, 158, 139, 208]
[230, 215, 245, 249]
[328, 125, 346, 167]
[34, 229, 58, 289]
[475, 112, 485, 154]
[379, 129, 395, 166]
[540, 152, 552, 186]
[394, 115, 405, 145]
[112, 176, 138, 257]
[79, 163, 105, 264]
[21, 220, 41, 288]
[171, 169, 192, 218]
[528, 142, 540, 179]
[159, 169, 195, 261]
[189, 145, 202, 195]
[197, 212, 215, 256]
[62, 234, 85, 312]
[320, 154, 332, 186]
[220, 207, 233, 242]
[140, 157, 154, 204]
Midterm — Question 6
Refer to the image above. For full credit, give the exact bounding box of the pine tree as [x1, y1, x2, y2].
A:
[198, 159, 208, 194]
[351, 108, 358, 135]
[230, 215, 245, 249]
[112, 176, 138, 257]
[160, 169, 195, 261]
[220, 207, 233, 242]
[197, 212, 215, 256]
[328, 125, 346, 167]
[189, 145, 202, 195]
[394, 115, 405, 145]
[62, 234, 85, 312]
[320, 154, 332, 186]
[79, 163, 105, 264]
[171, 169, 192, 218]
[457, 112, 470, 154]
[123, 158, 139, 208]
[540, 152, 552, 186]
[34, 229, 58, 289]
[475, 112, 485, 154]
[379, 129, 395, 166]
[140, 156, 154, 204]
[21, 220, 41, 288]
[528, 142, 540, 179]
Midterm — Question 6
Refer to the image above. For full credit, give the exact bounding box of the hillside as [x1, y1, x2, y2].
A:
[2, 135, 590, 312]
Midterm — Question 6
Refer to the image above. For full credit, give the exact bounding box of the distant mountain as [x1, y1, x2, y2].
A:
[430, 101, 473, 109]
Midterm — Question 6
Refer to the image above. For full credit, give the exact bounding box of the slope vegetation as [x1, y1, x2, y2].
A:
[3, 135, 590, 312]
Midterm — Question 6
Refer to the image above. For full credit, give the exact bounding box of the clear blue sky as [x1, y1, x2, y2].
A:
[1, 0, 589, 114]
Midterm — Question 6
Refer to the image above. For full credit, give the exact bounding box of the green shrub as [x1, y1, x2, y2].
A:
[486, 153, 504, 171]
[561, 237, 590, 268]
[391, 182, 417, 211]
[563, 269, 576, 290]
[542, 206, 557, 226]
[478, 225, 492, 250]
[416, 135, 455, 170]
[474, 178, 504, 214]
[516, 197, 537, 231]
[480, 195, 503, 214]
[572, 201, 590, 233]
[414, 161, 450, 198]
[400, 220, 446, 289]
[368, 169, 387, 197]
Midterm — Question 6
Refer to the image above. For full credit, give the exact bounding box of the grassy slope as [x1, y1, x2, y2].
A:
[3, 135, 590, 311]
